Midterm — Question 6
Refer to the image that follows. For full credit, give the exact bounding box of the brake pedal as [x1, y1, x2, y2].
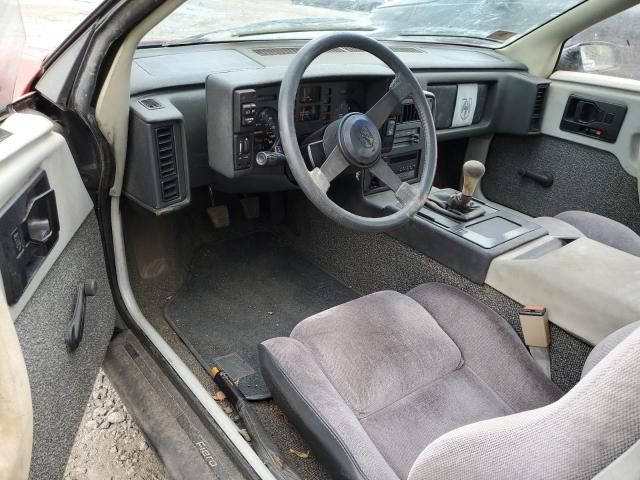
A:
[207, 206, 230, 229]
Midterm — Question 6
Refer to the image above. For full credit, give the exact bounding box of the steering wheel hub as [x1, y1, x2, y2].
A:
[337, 113, 382, 168]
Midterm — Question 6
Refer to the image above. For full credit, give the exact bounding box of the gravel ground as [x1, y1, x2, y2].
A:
[63, 370, 168, 480]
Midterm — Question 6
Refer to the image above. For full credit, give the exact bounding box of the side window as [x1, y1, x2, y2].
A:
[556, 4, 640, 81]
[0, 0, 25, 108]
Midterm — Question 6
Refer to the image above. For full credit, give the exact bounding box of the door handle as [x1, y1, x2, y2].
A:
[0, 171, 60, 305]
[25, 190, 56, 243]
[66, 279, 98, 353]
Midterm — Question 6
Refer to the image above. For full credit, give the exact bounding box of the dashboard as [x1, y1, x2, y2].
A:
[123, 41, 549, 214]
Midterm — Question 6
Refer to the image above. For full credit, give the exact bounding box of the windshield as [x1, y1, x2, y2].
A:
[142, 0, 586, 48]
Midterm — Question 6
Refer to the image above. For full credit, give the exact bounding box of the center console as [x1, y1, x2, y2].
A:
[365, 184, 546, 283]
[365, 158, 546, 284]
[418, 189, 542, 249]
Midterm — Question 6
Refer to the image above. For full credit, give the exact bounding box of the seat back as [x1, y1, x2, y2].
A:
[408, 323, 640, 480]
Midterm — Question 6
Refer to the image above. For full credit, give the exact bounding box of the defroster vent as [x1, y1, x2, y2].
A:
[253, 47, 301, 56]
[139, 98, 163, 110]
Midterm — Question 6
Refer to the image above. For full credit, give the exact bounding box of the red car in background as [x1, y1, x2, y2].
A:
[0, 0, 28, 104]
[1, 0, 100, 104]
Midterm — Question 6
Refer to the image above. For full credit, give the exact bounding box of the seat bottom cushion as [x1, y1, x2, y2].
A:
[360, 367, 512, 476]
[260, 284, 562, 480]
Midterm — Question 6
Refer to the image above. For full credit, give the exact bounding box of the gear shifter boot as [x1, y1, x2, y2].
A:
[426, 160, 486, 221]
[427, 188, 485, 221]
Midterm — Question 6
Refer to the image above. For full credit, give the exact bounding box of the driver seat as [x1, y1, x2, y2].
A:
[259, 283, 640, 480]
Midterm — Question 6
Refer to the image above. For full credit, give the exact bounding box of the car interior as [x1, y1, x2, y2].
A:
[2, 0, 640, 479]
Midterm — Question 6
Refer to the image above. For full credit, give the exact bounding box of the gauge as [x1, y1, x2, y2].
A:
[255, 107, 278, 151]
[298, 105, 320, 122]
[298, 86, 321, 104]
[337, 99, 363, 117]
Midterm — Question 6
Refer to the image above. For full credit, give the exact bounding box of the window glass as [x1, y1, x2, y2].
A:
[557, 4, 640, 81]
[0, 0, 25, 108]
[142, 0, 585, 49]
[1, 0, 101, 107]
[20, 0, 100, 52]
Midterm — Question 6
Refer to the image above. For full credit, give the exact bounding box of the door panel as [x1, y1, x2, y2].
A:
[541, 71, 640, 177]
[14, 213, 116, 480]
[482, 71, 640, 234]
[0, 113, 95, 316]
[0, 112, 116, 479]
[483, 134, 640, 233]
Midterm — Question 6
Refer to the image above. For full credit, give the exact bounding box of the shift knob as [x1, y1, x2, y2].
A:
[461, 160, 485, 198]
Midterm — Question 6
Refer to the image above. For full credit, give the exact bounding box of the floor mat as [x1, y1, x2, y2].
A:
[165, 230, 358, 400]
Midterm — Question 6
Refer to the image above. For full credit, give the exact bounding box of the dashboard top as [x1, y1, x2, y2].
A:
[131, 40, 526, 95]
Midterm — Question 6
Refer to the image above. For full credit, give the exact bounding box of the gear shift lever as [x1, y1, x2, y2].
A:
[426, 160, 486, 221]
[450, 160, 486, 211]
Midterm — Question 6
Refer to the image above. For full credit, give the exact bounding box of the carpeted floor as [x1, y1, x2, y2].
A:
[164, 229, 358, 399]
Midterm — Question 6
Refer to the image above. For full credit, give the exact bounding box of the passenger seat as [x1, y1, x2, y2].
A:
[536, 211, 640, 257]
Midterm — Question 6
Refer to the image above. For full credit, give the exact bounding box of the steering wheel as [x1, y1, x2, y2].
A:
[278, 32, 437, 232]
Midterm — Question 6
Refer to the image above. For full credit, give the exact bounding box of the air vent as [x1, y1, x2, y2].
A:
[154, 126, 180, 203]
[139, 98, 163, 110]
[529, 84, 549, 132]
[392, 127, 420, 148]
[400, 103, 419, 123]
[253, 47, 301, 56]
[161, 178, 179, 202]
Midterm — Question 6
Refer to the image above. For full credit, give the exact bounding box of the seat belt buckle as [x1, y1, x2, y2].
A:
[519, 305, 550, 348]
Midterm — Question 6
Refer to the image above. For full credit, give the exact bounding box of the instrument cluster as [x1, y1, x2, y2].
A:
[232, 80, 367, 171]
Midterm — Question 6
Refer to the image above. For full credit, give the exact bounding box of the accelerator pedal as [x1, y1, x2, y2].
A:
[240, 196, 260, 220]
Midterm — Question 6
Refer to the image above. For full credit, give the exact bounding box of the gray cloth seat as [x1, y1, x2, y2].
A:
[537, 210, 640, 257]
[259, 283, 640, 480]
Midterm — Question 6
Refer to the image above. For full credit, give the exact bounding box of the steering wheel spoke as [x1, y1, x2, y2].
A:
[365, 76, 411, 129]
[370, 158, 418, 207]
[310, 146, 350, 193]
